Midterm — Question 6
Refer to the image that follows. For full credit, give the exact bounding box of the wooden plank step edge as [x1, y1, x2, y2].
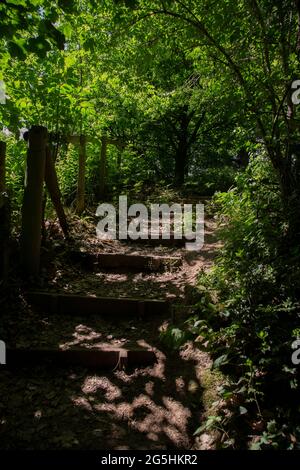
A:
[26, 292, 170, 316]
[3, 348, 156, 370]
[69, 251, 182, 272]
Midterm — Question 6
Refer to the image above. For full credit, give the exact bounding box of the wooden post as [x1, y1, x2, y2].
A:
[99, 136, 107, 199]
[76, 134, 86, 214]
[20, 126, 47, 277]
[0, 141, 10, 287]
[0, 141, 6, 192]
[0, 193, 10, 287]
[64, 134, 124, 202]
[45, 145, 69, 237]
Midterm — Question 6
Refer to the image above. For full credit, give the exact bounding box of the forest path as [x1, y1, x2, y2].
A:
[0, 211, 221, 450]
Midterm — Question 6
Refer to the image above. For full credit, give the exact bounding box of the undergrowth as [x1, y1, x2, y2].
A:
[161, 154, 300, 449]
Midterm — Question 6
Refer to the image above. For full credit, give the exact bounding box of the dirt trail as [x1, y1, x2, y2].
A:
[0, 214, 221, 450]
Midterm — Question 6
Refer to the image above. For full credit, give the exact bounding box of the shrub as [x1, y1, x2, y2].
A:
[186, 153, 300, 448]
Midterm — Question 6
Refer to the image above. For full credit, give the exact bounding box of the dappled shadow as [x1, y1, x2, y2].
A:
[0, 215, 217, 449]
[40, 217, 220, 303]
[0, 334, 209, 449]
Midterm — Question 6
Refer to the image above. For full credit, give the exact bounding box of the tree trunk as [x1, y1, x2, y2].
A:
[175, 123, 188, 187]
[175, 111, 189, 187]
[99, 137, 107, 199]
[20, 126, 47, 277]
[76, 134, 86, 215]
[45, 145, 69, 237]
[117, 151, 122, 186]
[175, 143, 188, 187]
[236, 147, 249, 168]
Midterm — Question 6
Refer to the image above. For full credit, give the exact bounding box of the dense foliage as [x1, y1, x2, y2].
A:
[189, 155, 300, 448]
[1, 0, 300, 450]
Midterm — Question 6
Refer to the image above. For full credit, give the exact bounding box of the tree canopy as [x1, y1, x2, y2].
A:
[1, 0, 300, 453]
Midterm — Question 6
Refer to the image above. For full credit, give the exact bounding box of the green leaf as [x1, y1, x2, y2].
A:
[193, 423, 207, 435]
[213, 354, 228, 369]
[7, 40, 26, 59]
[239, 406, 248, 415]
[27, 37, 51, 57]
